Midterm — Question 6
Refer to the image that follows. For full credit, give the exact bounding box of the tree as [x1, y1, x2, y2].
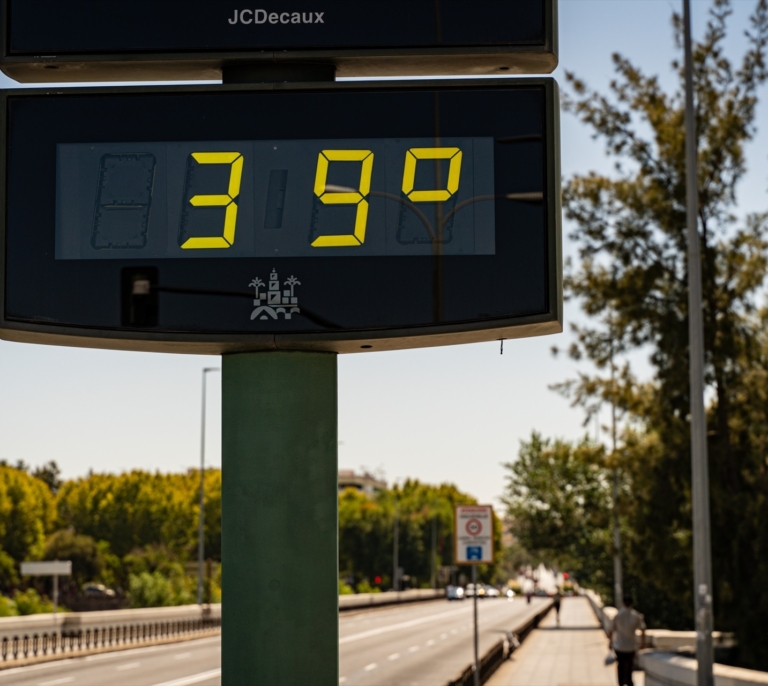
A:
[501, 433, 613, 593]
[56, 469, 221, 560]
[32, 461, 63, 495]
[560, 0, 768, 667]
[0, 465, 56, 562]
[338, 479, 495, 591]
[43, 530, 106, 589]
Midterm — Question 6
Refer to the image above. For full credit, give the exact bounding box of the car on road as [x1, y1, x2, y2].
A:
[464, 583, 486, 598]
[483, 585, 501, 598]
[446, 585, 465, 600]
[83, 583, 116, 598]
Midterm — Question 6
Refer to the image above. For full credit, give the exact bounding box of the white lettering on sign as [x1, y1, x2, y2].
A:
[229, 9, 326, 25]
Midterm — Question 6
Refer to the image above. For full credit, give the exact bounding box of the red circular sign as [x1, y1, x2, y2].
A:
[466, 518, 483, 536]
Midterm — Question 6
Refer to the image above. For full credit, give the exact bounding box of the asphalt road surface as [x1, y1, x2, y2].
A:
[0, 597, 549, 686]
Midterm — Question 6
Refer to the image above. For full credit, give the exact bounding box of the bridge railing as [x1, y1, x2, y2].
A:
[0, 604, 221, 664]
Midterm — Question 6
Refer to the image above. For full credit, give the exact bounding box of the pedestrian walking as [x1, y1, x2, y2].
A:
[553, 590, 562, 625]
[608, 595, 646, 686]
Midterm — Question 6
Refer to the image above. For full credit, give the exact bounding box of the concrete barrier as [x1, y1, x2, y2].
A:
[584, 589, 735, 651]
[339, 588, 444, 611]
[641, 652, 768, 686]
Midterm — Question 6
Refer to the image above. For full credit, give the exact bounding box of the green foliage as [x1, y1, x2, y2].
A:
[32, 462, 63, 495]
[502, 434, 614, 595]
[0, 465, 56, 562]
[0, 595, 17, 617]
[355, 580, 381, 594]
[44, 530, 106, 588]
[557, 0, 768, 668]
[13, 588, 54, 615]
[128, 571, 194, 608]
[0, 548, 18, 591]
[339, 479, 499, 589]
[338, 579, 354, 595]
[56, 469, 221, 560]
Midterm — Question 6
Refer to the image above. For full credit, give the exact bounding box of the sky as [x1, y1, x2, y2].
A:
[1, 0, 767, 509]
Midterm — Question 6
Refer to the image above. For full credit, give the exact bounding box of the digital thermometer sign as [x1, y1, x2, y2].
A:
[0, 80, 562, 354]
[56, 137, 495, 260]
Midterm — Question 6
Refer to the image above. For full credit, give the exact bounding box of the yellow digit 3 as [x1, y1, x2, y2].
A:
[402, 147, 463, 202]
[181, 152, 244, 249]
[312, 150, 374, 247]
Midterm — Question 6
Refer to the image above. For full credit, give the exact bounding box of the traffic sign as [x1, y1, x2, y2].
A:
[455, 505, 494, 564]
[0, 0, 558, 82]
[20, 561, 72, 576]
[0, 79, 562, 354]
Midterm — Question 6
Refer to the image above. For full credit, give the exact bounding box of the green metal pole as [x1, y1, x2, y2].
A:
[222, 351, 338, 686]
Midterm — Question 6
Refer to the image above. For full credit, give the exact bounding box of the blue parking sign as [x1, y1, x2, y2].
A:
[467, 546, 482, 561]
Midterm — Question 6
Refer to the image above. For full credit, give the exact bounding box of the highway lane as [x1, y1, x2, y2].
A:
[338, 597, 550, 685]
[0, 597, 549, 686]
[0, 636, 221, 686]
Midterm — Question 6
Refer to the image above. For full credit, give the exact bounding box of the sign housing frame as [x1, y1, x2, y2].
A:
[0, 0, 558, 83]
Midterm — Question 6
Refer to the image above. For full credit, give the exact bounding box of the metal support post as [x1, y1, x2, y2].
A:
[222, 351, 338, 686]
[198, 366, 219, 606]
[472, 565, 479, 686]
[52, 573, 58, 626]
[431, 515, 437, 590]
[683, 2, 715, 684]
[612, 471, 623, 607]
[610, 351, 623, 608]
[393, 505, 399, 592]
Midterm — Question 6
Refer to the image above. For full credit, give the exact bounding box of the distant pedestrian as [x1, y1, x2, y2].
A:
[608, 595, 646, 686]
[553, 590, 562, 625]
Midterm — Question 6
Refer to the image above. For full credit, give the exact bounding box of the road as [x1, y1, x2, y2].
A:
[0, 597, 549, 686]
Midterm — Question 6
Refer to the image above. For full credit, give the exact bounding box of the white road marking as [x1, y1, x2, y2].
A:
[39, 679, 74, 686]
[388, 653, 400, 661]
[116, 662, 141, 671]
[0, 659, 74, 678]
[426, 639, 436, 646]
[339, 678, 347, 684]
[408, 645, 420, 653]
[364, 663, 377, 671]
[150, 668, 222, 686]
[174, 653, 192, 660]
[440, 633, 448, 639]
[339, 606, 469, 645]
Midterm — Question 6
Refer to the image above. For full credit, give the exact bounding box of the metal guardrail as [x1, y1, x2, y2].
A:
[0, 589, 443, 666]
[0, 604, 221, 664]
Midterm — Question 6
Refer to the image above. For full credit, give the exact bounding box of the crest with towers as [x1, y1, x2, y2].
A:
[249, 269, 301, 321]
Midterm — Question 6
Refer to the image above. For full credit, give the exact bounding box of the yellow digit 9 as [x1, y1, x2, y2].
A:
[181, 152, 244, 249]
[402, 147, 463, 202]
[312, 150, 374, 247]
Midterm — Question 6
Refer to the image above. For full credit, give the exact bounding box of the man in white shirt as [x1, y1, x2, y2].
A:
[608, 595, 646, 686]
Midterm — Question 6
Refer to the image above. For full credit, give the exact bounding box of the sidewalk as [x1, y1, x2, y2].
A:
[487, 596, 644, 686]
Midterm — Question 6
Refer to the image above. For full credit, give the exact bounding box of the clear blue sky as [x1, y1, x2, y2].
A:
[0, 1, 765, 508]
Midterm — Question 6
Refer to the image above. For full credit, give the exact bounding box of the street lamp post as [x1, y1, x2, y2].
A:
[682, 2, 715, 684]
[198, 366, 220, 606]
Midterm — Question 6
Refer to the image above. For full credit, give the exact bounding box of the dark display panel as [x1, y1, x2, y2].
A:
[56, 137, 495, 260]
[1, 81, 560, 353]
[8, 0, 546, 54]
